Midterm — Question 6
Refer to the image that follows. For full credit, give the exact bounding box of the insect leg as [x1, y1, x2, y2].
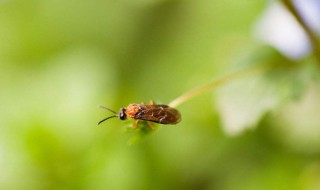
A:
[147, 121, 156, 130]
[132, 120, 140, 129]
[149, 100, 155, 105]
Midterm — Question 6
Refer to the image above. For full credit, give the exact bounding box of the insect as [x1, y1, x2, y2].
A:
[98, 101, 181, 129]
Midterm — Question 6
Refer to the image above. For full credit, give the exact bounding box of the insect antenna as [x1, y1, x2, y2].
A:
[98, 115, 118, 125]
[99, 105, 117, 114]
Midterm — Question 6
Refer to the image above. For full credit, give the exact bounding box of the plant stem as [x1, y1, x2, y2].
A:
[281, 0, 320, 64]
[169, 1, 320, 109]
[169, 64, 271, 108]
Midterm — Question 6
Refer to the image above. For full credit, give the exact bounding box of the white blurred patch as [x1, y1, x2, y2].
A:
[294, 0, 320, 33]
[253, 1, 317, 59]
[216, 77, 280, 136]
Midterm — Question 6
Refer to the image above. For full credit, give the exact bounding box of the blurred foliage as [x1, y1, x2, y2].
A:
[216, 45, 319, 135]
[1, 0, 320, 190]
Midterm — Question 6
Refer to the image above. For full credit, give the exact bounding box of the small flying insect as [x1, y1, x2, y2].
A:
[98, 101, 181, 129]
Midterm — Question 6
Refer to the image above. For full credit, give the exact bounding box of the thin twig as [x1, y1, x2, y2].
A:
[169, 64, 271, 108]
[281, 0, 320, 64]
[169, 1, 320, 108]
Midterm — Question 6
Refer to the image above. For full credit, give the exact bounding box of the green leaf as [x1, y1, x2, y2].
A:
[215, 45, 315, 135]
[125, 120, 159, 145]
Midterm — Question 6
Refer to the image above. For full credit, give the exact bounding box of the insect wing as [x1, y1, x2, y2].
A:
[134, 104, 181, 124]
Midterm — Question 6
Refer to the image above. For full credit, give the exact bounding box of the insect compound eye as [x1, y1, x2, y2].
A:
[119, 108, 127, 120]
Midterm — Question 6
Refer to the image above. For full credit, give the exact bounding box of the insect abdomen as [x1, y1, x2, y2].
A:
[133, 104, 181, 124]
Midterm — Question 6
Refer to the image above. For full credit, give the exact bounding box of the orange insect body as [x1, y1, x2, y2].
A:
[98, 101, 181, 129]
[125, 104, 139, 118]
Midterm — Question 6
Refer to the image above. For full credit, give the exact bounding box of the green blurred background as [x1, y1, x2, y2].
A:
[1, 0, 320, 190]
